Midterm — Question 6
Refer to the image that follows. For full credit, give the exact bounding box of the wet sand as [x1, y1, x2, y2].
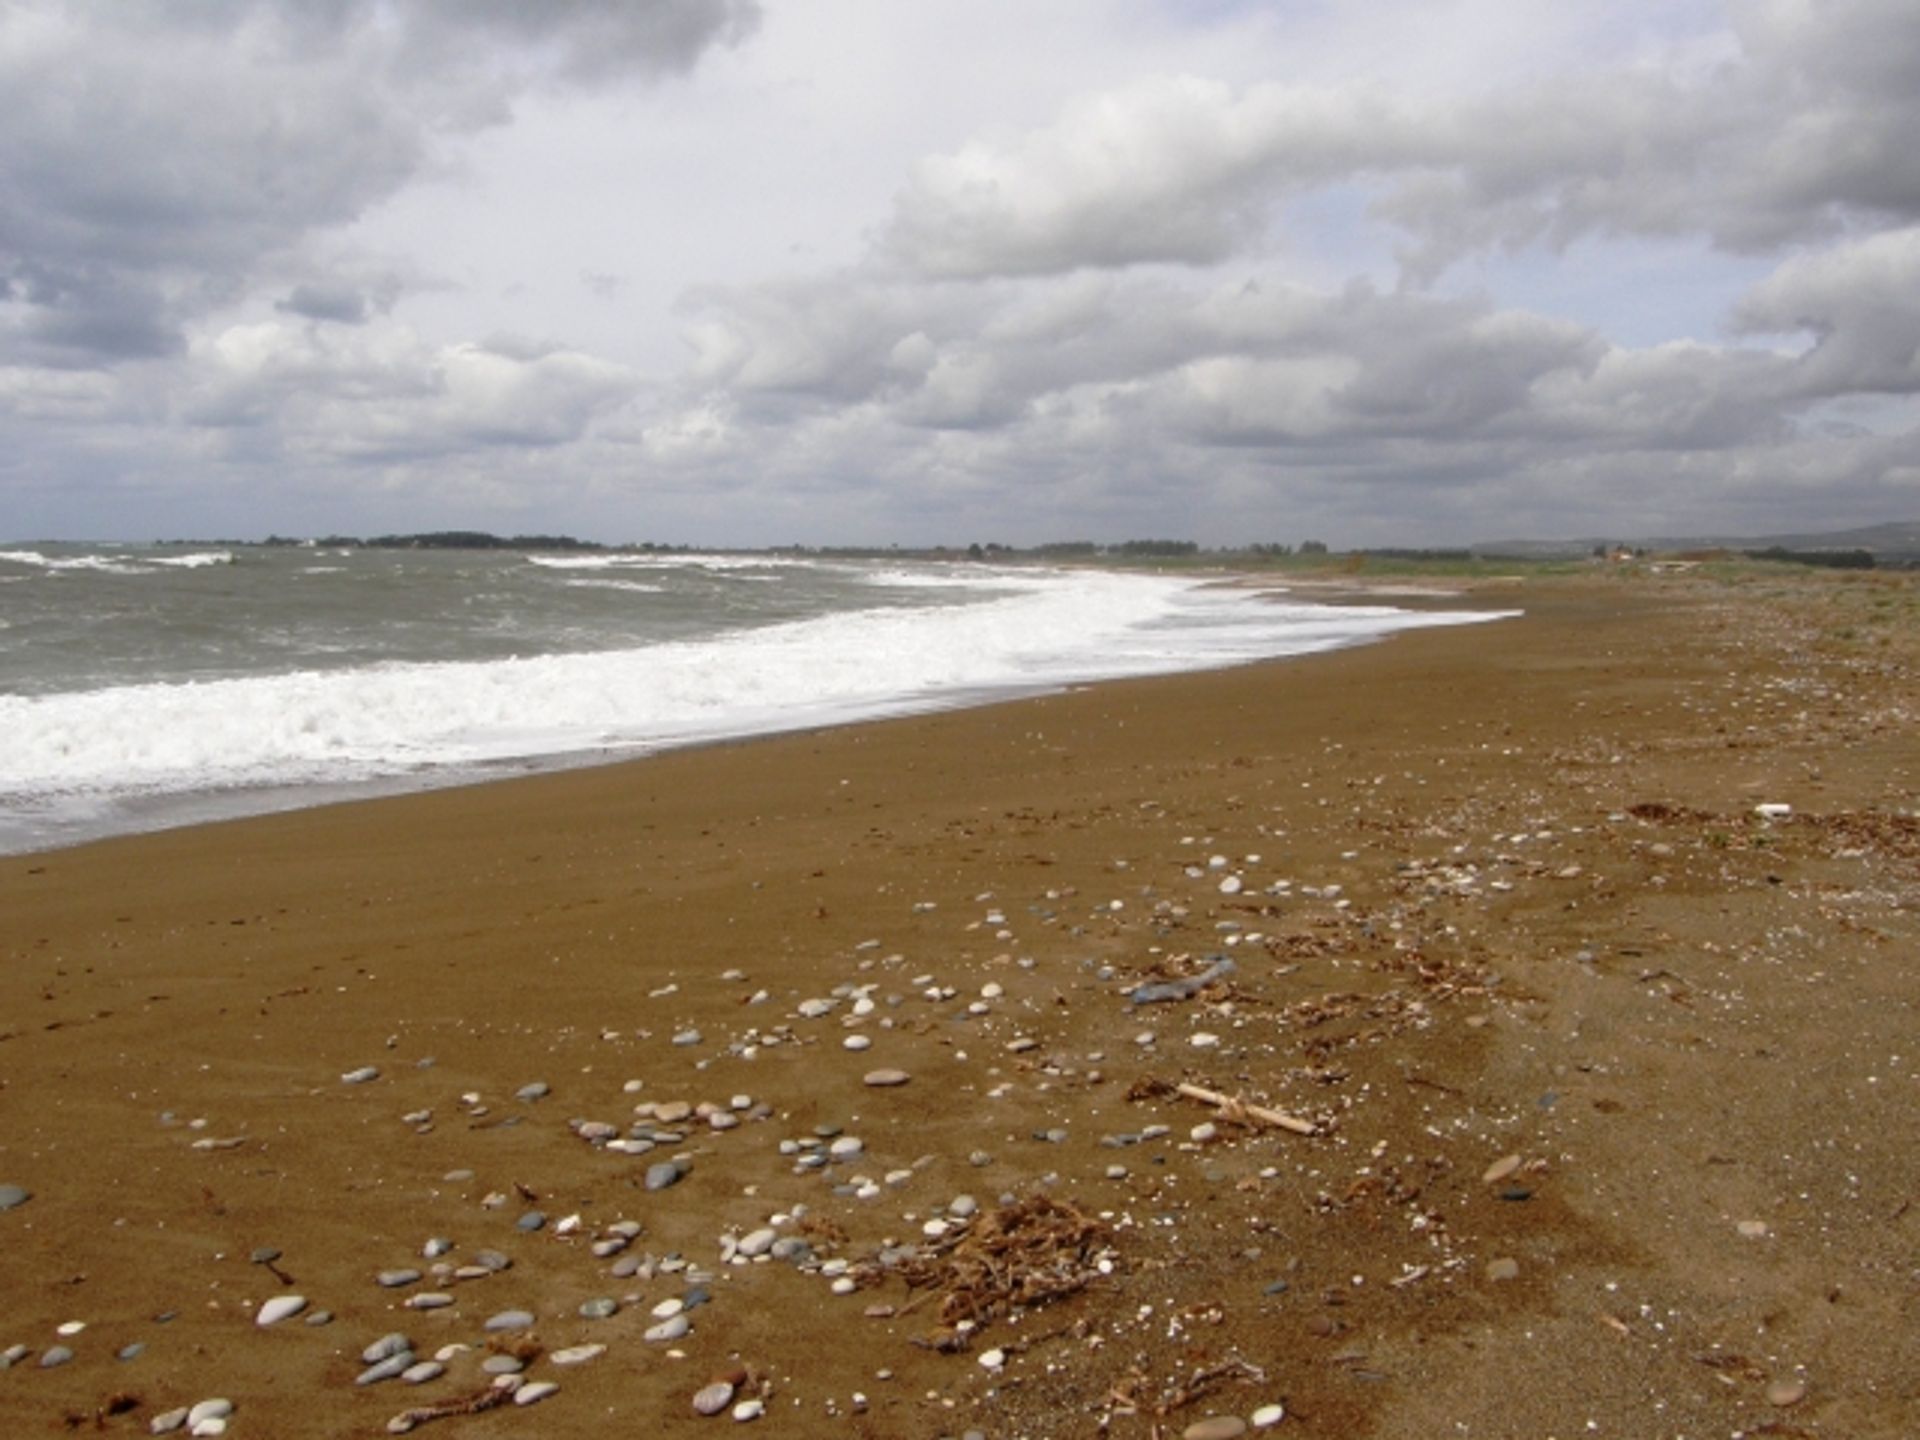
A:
[2, 567, 1915, 1438]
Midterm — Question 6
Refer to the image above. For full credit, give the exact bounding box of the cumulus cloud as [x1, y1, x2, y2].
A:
[0, 0, 759, 366]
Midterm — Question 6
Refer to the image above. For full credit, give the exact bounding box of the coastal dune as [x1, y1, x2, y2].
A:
[2, 571, 1915, 1437]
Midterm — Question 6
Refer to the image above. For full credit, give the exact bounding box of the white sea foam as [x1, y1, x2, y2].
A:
[0, 566, 1510, 851]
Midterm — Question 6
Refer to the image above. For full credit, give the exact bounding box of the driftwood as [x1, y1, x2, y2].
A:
[890, 1194, 1114, 1334]
[1130, 1078, 1317, 1135]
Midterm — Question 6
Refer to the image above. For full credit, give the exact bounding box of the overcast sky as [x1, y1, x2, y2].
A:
[3, 0, 1917, 547]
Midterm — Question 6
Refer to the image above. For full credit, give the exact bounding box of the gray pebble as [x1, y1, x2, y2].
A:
[356, 1351, 416, 1385]
[472, 1249, 513, 1272]
[516, 1211, 547, 1232]
[149, 1406, 190, 1433]
[694, 1380, 736, 1415]
[484, 1309, 535, 1332]
[118, 1343, 146, 1361]
[514, 1380, 559, 1407]
[341, 1066, 380, 1085]
[579, 1297, 619, 1320]
[0, 1184, 29, 1211]
[672, 1029, 702, 1047]
[515, 1081, 550, 1102]
[362, 1333, 413, 1364]
[40, 1345, 73, 1368]
[646, 1161, 684, 1192]
[481, 1354, 525, 1375]
[377, 1268, 422, 1288]
[644, 1314, 691, 1343]
[401, 1360, 445, 1385]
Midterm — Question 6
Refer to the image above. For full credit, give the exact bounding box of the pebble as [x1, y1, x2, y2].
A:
[514, 1381, 560, 1406]
[732, 1399, 765, 1422]
[863, 1069, 911, 1087]
[481, 1354, 525, 1375]
[829, 1136, 864, 1160]
[978, 1347, 1006, 1370]
[3, 1343, 29, 1368]
[645, 1314, 691, 1343]
[1183, 1419, 1248, 1440]
[186, 1401, 234, 1428]
[647, 1161, 685, 1191]
[377, 1268, 422, 1288]
[1252, 1403, 1285, 1428]
[484, 1309, 535, 1332]
[256, 1294, 308, 1326]
[694, 1380, 737, 1415]
[1766, 1378, 1807, 1407]
[515, 1081, 550, 1101]
[0, 1183, 32, 1210]
[1482, 1154, 1523, 1184]
[342, 1066, 380, 1085]
[738, 1227, 778, 1257]
[579, 1297, 619, 1319]
[151, 1408, 190, 1434]
[401, 1361, 445, 1385]
[1737, 1219, 1770, 1238]
[363, 1333, 412, 1364]
[843, 1035, 872, 1051]
[551, 1344, 606, 1366]
[516, 1211, 547, 1232]
[40, 1345, 74, 1368]
[1486, 1257, 1520, 1282]
[357, 1352, 416, 1385]
[404, 1293, 453, 1310]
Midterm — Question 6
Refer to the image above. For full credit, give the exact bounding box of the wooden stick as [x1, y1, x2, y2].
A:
[1174, 1082, 1317, 1136]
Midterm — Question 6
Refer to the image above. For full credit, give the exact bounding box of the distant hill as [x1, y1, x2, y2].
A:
[1475, 520, 1920, 562]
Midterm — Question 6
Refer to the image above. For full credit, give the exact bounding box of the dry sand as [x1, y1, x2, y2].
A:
[1, 567, 1915, 1438]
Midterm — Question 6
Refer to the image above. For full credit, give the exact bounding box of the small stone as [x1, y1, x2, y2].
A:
[1737, 1219, 1770, 1239]
[738, 1227, 778, 1257]
[357, 1352, 416, 1385]
[481, 1354, 525, 1375]
[401, 1361, 445, 1385]
[377, 1268, 422, 1288]
[829, 1136, 864, 1160]
[843, 1035, 872, 1052]
[646, 1161, 684, 1191]
[362, 1333, 412, 1364]
[515, 1082, 550, 1102]
[1251, 1403, 1285, 1428]
[484, 1310, 535, 1332]
[150, 1408, 190, 1434]
[2, 1343, 30, 1368]
[516, 1211, 547, 1232]
[645, 1314, 691, 1343]
[119, 1342, 146, 1360]
[256, 1294, 308, 1326]
[1482, 1154, 1522, 1184]
[732, 1398, 765, 1422]
[186, 1401, 233, 1427]
[1766, 1378, 1807, 1408]
[978, 1347, 1006, 1370]
[40, 1345, 74, 1368]
[342, 1066, 380, 1085]
[1486, 1257, 1521, 1282]
[694, 1380, 737, 1415]
[579, 1297, 619, 1320]
[863, 1069, 910, 1087]
[1190, 1032, 1221, 1049]
[1183, 1418, 1248, 1440]
[405, 1293, 453, 1311]
[551, 1344, 606, 1366]
[514, 1381, 559, 1406]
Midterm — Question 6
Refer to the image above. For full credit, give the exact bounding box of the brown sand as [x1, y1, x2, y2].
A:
[1, 568, 1915, 1438]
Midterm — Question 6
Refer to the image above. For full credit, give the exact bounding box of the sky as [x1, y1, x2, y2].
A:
[3, 0, 1918, 549]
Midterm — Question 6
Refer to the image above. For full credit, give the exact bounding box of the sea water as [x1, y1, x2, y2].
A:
[0, 544, 1508, 853]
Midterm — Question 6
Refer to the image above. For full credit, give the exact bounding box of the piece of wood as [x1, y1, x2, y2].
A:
[1173, 1082, 1317, 1136]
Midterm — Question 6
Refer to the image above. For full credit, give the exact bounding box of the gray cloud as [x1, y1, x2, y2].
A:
[0, 0, 760, 367]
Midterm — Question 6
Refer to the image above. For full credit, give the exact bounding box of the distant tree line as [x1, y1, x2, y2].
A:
[1744, 546, 1876, 570]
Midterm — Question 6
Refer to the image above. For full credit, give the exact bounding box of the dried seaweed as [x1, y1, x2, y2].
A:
[881, 1195, 1114, 1335]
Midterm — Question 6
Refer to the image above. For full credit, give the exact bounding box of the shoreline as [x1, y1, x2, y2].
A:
[0, 579, 1517, 860]
[1, 569, 1914, 1438]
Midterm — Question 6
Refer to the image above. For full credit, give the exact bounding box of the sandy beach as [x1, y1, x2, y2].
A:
[2, 566, 1915, 1439]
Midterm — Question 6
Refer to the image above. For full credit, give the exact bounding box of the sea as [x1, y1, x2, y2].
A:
[0, 544, 1510, 855]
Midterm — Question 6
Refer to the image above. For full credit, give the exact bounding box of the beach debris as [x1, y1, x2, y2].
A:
[1129, 956, 1236, 1005]
[385, 1382, 513, 1433]
[881, 1194, 1115, 1334]
[1133, 1078, 1317, 1136]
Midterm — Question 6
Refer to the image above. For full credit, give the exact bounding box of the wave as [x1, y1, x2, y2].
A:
[0, 548, 231, 574]
[0, 571, 1508, 807]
